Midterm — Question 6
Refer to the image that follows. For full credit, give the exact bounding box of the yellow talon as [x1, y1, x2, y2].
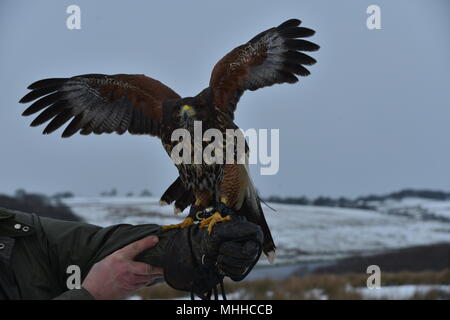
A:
[162, 217, 194, 230]
[199, 212, 231, 234]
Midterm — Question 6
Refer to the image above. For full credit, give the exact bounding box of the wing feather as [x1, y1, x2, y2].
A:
[209, 19, 319, 116]
[19, 74, 180, 138]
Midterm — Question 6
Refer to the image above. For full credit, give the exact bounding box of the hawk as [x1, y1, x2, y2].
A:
[19, 19, 319, 261]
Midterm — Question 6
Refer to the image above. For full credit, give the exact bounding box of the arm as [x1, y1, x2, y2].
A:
[28, 215, 164, 299]
[27, 213, 262, 300]
[79, 236, 163, 300]
[51, 235, 162, 300]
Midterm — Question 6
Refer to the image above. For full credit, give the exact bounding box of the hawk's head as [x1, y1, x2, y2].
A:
[172, 89, 213, 129]
[179, 103, 196, 122]
[174, 101, 201, 129]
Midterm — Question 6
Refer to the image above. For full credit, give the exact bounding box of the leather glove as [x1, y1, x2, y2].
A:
[135, 218, 263, 298]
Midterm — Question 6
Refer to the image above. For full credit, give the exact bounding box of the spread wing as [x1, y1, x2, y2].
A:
[209, 19, 319, 117]
[19, 74, 180, 138]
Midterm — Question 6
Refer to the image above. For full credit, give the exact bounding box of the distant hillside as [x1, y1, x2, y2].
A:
[357, 189, 450, 202]
[307, 243, 450, 275]
[265, 189, 450, 210]
[0, 190, 82, 222]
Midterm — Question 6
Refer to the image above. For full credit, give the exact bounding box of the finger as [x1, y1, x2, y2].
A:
[144, 277, 164, 287]
[217, 254, 254, 279]
[217, 261, 248, 279]
[217, 253, 253, 267]
[144, 274, 164, 285]
[219, 242, 244, 256]
[220, 241, 260, 259]
[213, 220, 263, 242]
[129, 261, 163, 276]
[116, 236, 159, 260]
[131, 274, 162, 284]
[150, 266, 164, 276]
[132, 275, 164, 287]
[122, 272, 161, 287]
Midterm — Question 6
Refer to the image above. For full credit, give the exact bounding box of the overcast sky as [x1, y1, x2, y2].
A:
[0, 0, 449, 198]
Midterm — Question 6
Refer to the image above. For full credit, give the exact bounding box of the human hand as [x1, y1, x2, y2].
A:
[82, 236, 163, 300]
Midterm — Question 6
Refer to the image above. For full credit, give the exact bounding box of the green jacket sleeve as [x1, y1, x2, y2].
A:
[34, 215, 163, 274]
[2, 208, 168, 299]
[53, 288, 96, 300]
[33, 215, 166, 292]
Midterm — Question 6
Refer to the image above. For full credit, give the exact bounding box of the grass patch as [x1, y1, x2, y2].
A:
[137, 269, 450, 300]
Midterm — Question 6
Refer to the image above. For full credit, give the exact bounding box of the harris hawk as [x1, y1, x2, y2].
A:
[19, 19, 319, 262]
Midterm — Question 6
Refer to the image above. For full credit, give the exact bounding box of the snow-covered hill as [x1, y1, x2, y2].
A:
[62, 197, 450, 265]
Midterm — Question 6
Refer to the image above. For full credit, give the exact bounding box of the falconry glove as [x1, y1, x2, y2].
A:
[136, 218, 263, 299]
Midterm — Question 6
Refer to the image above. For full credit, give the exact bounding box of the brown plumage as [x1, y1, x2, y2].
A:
[18, 19, 319, 261]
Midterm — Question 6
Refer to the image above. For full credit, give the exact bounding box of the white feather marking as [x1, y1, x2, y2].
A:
[265, 250, 276, 264]
[174, 206, 182, 215]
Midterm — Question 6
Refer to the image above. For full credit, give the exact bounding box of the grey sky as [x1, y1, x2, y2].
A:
[0, 0, 449, 198]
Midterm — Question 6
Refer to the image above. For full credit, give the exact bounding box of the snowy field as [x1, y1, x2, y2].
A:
[353, 285, 450, 300]
[62, 197, 450, 265]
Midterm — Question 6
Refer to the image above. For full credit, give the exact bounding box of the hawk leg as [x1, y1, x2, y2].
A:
[199, 199, 235, 234]
[162, 192, 212, 230]
[199, 210, 232, 234]
[161, 216, 195, 230]
[199, 164, 246, 234]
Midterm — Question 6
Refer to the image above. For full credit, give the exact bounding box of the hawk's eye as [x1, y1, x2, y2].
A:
[180, 104, 195, 118]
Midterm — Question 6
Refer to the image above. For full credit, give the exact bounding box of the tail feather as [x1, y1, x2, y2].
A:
[238, 180, 276, 262]
[174, 190, 196, 213]
[160, 177, 195, 213]
[238, 156, 276, 262]
[160, 177, 188, 205]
